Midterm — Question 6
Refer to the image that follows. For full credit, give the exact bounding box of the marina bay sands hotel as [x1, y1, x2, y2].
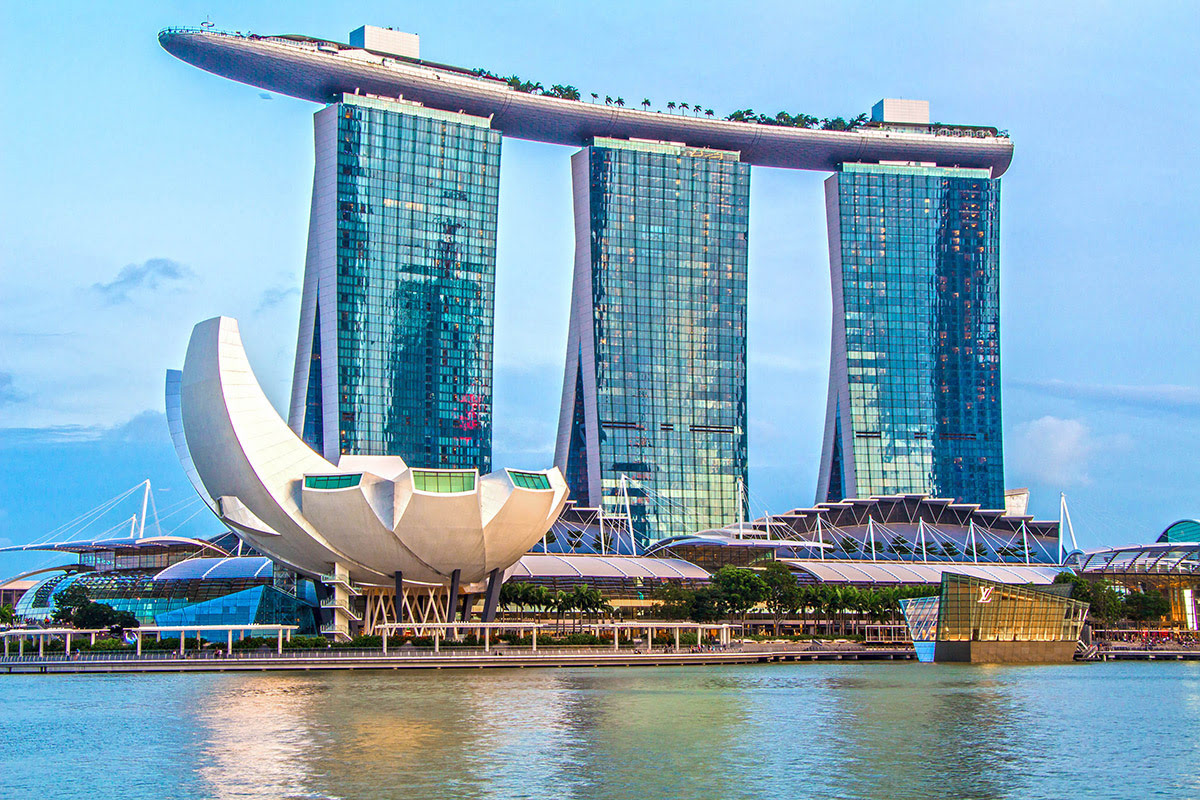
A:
[160, 25, 1012, 544]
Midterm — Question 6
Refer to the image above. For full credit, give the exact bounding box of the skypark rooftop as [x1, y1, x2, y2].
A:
[159, 26, 1014, 175]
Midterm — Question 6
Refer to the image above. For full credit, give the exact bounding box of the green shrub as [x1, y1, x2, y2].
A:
[232, 636, 273, 650]
[283, 635, 329, 650]
[83, 638, 133, 652]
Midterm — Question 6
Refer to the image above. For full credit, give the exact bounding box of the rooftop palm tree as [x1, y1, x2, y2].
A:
[615, 97, 625, 107]
[705, 108, 714, 117]
[590, 92, 599, 102]
[604, 95, 613, 106]
[641, 98, 651, 110]
[666, 101, 676, 112]
[680, 102, 690, 113]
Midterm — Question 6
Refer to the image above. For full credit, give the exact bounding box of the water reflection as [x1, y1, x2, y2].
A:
[194, 676, 330, 799]
[6, 663, 1200, 800]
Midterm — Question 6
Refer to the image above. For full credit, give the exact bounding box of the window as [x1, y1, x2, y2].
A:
[509, 470, 552, 490]
[412, 469, 476, 493]
[304, 474, 362, 490]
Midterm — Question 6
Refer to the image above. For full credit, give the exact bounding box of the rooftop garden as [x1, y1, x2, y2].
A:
[470, 68, 879, 130]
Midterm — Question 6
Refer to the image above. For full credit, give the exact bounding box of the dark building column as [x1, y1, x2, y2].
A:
[481, 568, 502, 622]
[447, 568, 461, 623]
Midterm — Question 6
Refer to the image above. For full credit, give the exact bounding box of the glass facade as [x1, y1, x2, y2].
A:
[298, 94, 501, 470]
[558, 138, 750, 544]
[411, 469, 476, 493]
[936, 573, 1087, 643]
[13, 570, 316, 632]
[820, 163, 1004, 508]
[509, 470, 552, 490]
[304, 474, 362, 490]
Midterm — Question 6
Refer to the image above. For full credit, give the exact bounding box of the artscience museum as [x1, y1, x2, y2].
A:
[169, 316, 569, 637]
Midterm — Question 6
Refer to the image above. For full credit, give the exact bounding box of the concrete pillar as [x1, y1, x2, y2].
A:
[227, 630, 234, 656]
[613, 626, 620, 651]
[481, 568, 502, 623]
[447, 569, 461, 625]
[65, 633, 72, 654]
[90, 632, 96, 645]
[675, 627, 680, 651]
[136, 632, 142, 656]
[484, 627, 491, 653]
[179, 632, 186, 656]
[382, 630, 388, 654]
[434, 631, 440, 654]
[19, 636, 24, 657]
[38, 635, 44, 658]
[532, 627, 538, 653]
[4, 635, 8, 657]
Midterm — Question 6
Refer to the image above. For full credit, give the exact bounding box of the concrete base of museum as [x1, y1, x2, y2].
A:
[933, 640, 1078, 663]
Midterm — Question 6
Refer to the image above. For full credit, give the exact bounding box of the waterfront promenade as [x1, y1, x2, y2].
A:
[1, 641, 915, 674]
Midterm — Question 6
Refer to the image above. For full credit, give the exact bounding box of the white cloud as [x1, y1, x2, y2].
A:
[1010, 416, 1098, 487]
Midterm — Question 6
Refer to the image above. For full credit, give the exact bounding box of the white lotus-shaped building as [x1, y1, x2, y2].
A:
[170, 317, 568, 592]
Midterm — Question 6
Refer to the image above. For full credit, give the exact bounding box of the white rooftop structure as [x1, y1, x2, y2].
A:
[349, 25, 419, 59]
[871, 98, 930, 125]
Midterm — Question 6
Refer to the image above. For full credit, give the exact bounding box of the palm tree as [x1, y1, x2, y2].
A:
[666, 101, 676, 112]
[692, 102, 701, 115]
[615, 97, 625, 107]
[641, 97, 651, 111]
[680, 103, 690, 113]
[590, 92, 599, 103]
[705, 108, 714, 117]
[604, 95, 613, 106]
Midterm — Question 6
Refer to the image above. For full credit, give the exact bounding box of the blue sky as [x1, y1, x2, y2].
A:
[1, 1, 1197, 576]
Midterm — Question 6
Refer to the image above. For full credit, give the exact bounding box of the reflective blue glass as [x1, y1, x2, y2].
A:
[822, 163, 1004, 508]
[302, 95, 501, 470]
[562, 138, 750, 543]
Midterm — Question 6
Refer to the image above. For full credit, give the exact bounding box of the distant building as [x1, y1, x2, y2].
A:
[5, 535, 319, 637]
[648, 494, 1064, 584]
[817, 161, 1004, 508]
[0, 578, 34, 609]
[289, 94, 501, 470]
[1070, 520, 1200, 630]
[555, 137, 750, 544]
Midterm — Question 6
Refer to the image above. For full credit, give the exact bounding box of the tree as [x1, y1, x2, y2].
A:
[641, 98, 651, 110]
[72, 601, 139, 630]
[688, 586, 726, 624]
[652, 583, 695, 620]
[711, 566, 767, 626]
[52, 583, 90, 624]
[604, 95, 613, 106]
[590, 92, 599, 103]
[667, 101, 676, 112]
[1124, 590, 1170, 626]
[761, 562, 802, 635]
[0, 603, 14, 625]
[615, 97, 625, 108]
[705, 109, 714, 118]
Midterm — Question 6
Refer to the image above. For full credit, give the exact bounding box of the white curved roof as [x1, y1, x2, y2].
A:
[511, 554, 709, 580]
[781, 560, 1061, 585]
[175, 316, 568, 585]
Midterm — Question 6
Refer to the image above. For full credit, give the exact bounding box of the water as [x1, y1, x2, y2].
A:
[3, 662, 1198, 799]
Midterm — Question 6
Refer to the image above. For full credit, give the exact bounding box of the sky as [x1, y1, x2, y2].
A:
[1, 1, 1198, 577]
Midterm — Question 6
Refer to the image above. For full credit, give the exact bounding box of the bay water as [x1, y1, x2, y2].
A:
[3, 661, 1197, 799]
